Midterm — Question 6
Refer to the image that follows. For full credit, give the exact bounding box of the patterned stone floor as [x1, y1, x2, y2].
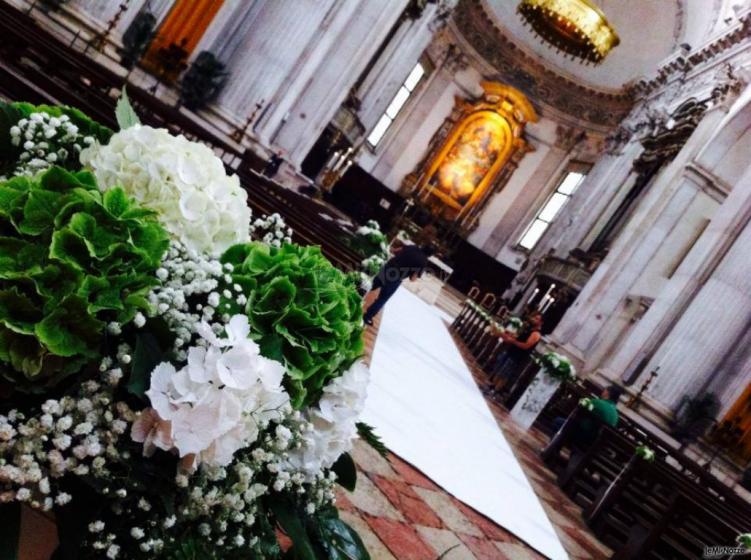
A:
[345, 311, 612, 560]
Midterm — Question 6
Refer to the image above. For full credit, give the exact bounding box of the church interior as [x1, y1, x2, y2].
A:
[1, 0, 751, 558]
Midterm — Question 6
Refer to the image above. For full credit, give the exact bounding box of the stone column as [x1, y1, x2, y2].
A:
[646, 163, 751, 409]
[549, 108, 725, 361]
[266, 0, 410, 166]
[214, 0, 338, 124]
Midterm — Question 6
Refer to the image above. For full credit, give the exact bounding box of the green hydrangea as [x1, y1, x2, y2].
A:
[220, 242, 364, 407]
[0, 167, 169, 391]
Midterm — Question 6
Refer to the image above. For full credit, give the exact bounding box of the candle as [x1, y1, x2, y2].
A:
[542, 283, 556, 301]
[527, 288, 540, 304]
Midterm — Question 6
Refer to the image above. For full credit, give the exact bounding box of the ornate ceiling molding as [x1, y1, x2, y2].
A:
[628, 10, 751, 100]
[452, 0, 635, 128]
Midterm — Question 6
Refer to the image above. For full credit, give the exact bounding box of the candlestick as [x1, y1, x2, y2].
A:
[527, 288, 540, 304]
[541, 282, 556, 301]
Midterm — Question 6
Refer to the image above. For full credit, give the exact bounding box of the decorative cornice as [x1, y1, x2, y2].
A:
[629, 10, 751, 99]
[452, 0, 634, 128]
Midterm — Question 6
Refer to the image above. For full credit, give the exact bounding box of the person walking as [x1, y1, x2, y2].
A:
[363, 244, 434, 325]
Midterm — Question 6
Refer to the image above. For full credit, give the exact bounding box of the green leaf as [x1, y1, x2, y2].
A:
[331, 453, 357, 491]
[127, 332, 164, 400]
[19, 188, 64, 236]
[313, 516, 371, 560]
[356, 422, 389, 460]
[0, 287, 42, 334]
[102, 187, 130, 217]
[115, 87, 141, 129]
[0, 502, 20, 560]
[268, 498, 317, 560]
[0, 327, 45, 380]
[34, 294, 103, 358]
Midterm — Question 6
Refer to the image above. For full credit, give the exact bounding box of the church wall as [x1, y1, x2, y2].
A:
[469, 126, 557, 266]
[263, 1, 409, 166]
[357, 46, 484, 191]
[549, 78, 751, 418]
[552, 108, 727, 366]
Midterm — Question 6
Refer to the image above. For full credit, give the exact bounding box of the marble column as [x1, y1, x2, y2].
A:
[266, 0, 410, 166]
[646, 164, 751, 409]
[549, 108, 725, 361]
[214, 0, 338, 124]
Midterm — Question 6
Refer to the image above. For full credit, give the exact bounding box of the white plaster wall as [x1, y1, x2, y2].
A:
[356, 3, 444, 133]
[359, 65, 483, 190]
[468, 119, 558, 252]
[552, 108, 727, 361]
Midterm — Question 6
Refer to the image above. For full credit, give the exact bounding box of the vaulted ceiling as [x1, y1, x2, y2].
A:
[451, 0, 742, 128]
[483, 0, 683, 91]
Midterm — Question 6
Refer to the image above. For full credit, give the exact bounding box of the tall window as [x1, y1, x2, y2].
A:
[367, 62, 426, 148]
[518, 168, 588, 251]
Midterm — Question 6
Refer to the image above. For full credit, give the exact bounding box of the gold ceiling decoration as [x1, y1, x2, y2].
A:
[517, 0, 620, 64]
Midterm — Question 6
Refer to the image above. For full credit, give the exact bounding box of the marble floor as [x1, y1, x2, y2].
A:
[341, 287, 612, 560]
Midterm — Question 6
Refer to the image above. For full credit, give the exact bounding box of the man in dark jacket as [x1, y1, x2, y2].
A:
[363, 244, 434, 325]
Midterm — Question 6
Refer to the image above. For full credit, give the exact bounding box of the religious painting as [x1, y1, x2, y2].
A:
[409, 82, 537, 231]
[428, 113, 507, 207]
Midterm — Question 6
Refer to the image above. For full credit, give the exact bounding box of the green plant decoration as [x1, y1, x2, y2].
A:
[0, 167, 169, 391]
[220, 242, 364, 407]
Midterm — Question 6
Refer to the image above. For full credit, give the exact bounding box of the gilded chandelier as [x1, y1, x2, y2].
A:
[517, 0, 620, 64]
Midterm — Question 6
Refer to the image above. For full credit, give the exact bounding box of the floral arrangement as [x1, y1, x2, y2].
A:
[80, 123, 250, 256]
[579, 397, 595, 411]
[348, 220, 390, 293]
[249, 212, 293, 248]
[535, 351, 576, 382]
[348, 219, 388, 261]
[504, 316, 524, 334]
[635, 445, 656, 462]
[0, 96, 373, 559]
[0, 102, 111, 180]
[357, 254, 386, 292]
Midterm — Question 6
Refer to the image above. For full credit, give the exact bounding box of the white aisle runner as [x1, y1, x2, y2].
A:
[362, 288, 568, 560]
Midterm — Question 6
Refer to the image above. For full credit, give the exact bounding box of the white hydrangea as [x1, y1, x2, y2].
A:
[81, 126, 250, 256]
[285, 360, 370, 479]
[133, 315, 290, 470]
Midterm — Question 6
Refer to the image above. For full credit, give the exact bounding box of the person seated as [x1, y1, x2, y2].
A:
[483, 312, 543, 400]
[553, 384, 624, 447]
